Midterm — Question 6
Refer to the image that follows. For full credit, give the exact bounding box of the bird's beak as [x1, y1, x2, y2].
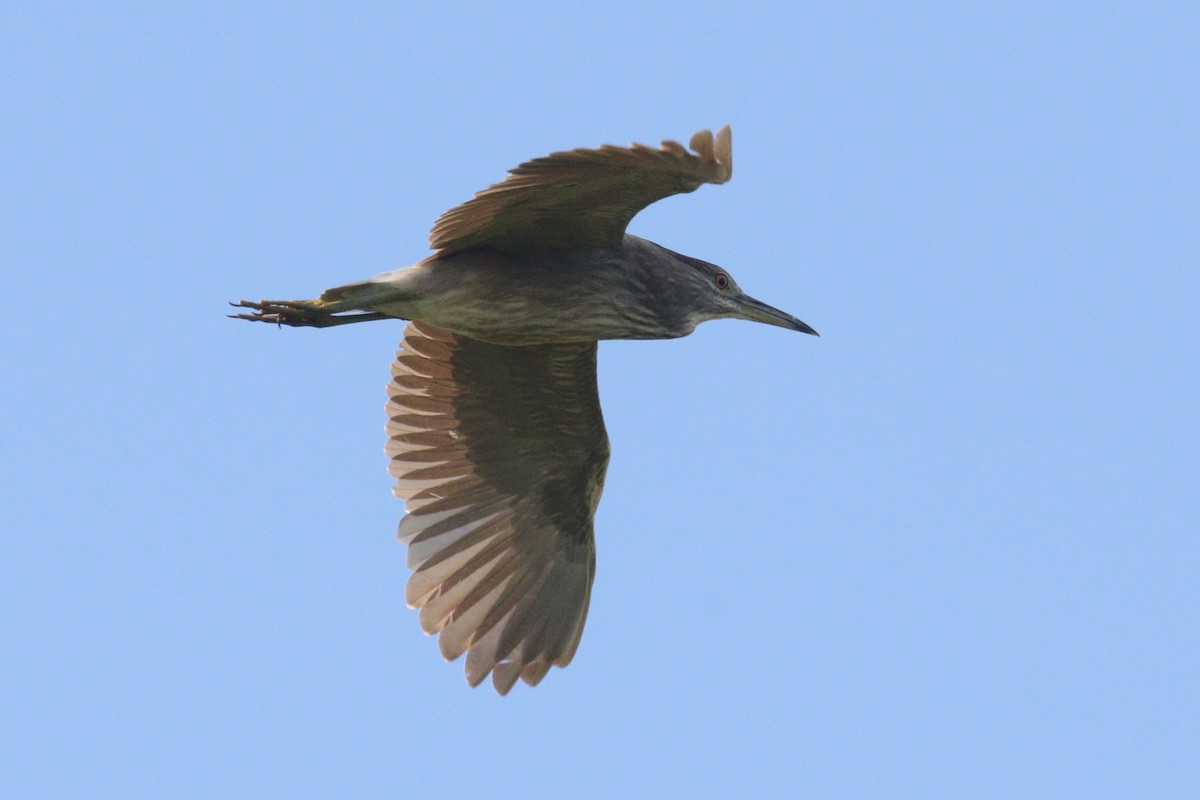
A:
[734, 294, 819, 336]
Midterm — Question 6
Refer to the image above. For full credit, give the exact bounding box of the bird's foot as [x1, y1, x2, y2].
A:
[229, 299, 394, 328]
[228, 299, 331, 327]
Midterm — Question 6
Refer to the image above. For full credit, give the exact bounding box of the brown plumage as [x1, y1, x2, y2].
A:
[232, 126, 817, 694]
[430, 127, 732, 254]
[386, 323, 606, 693]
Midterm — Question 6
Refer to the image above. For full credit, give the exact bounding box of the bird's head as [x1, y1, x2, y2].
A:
[679, 255, 819, 337]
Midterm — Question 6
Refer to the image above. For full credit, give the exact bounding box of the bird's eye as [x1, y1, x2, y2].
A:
[714, 273, 729, 290]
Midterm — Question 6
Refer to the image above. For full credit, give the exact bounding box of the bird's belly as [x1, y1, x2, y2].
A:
[401, 293, 667, 345]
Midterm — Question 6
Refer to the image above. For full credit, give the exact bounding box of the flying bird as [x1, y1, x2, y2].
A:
[233, 126, 818, 694]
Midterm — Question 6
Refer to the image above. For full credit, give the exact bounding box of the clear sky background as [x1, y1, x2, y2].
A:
[3, 3, 1197, 798]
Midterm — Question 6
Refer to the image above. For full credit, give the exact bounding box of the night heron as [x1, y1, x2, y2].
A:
[233, 126, 818, 694]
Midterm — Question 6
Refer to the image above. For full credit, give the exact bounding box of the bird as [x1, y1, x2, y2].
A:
[232, 126, 818, 694]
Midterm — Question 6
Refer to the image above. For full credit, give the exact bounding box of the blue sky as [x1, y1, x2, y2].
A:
[2, 2, 1197, 797]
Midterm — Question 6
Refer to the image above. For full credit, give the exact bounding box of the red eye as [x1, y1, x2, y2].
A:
[714, 273, 729, 290]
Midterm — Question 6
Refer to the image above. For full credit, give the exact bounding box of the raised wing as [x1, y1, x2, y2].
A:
[429, 126, 732, 255]
[386, 322, 610, 694]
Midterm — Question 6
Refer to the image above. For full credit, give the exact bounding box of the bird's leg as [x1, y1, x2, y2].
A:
[228, 299, 392, 328]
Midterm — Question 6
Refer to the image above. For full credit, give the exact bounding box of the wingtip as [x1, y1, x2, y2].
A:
[688, 129, 715, 160]
[688, 125, 732, 181]
[715, 124, 732, 163]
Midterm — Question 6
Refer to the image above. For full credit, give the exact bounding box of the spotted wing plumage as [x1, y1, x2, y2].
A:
[386, 322, 610, 694]
[429, 126, 733, 255]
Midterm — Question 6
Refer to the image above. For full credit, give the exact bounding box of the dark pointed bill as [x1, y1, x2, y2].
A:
[735, 294, 820, 336]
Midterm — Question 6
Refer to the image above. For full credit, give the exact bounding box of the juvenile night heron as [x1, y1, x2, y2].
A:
[233, 126, 818, 694]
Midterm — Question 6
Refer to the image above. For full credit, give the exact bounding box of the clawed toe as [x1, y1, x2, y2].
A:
[228, 299, 327, 327]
